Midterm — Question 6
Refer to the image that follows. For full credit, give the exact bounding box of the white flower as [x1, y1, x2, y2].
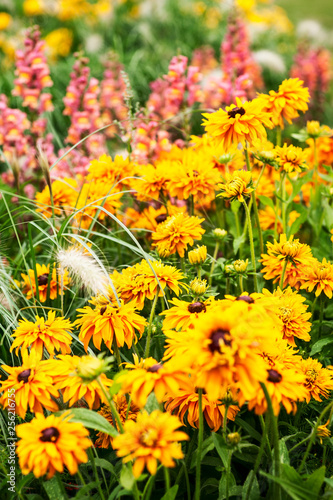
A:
[253, 50, 286, 74]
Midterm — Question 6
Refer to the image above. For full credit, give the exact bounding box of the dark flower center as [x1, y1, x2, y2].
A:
[147, 363, 163, 373]
[228, 106, 245, 119]
[195, 387, 207, 394]
[209, 329, 231, 353]
[192, 170, 199, 177]
[17, 369, 31, 384]
[40, 427, 60, 443]
[267, 369, 282, 383]
[236, 295, 254, 304]
[38, 273, 49, 286]
[188, 301, 206, 313]
[100, 306, 107, 315]
[155, 214, 168, 224]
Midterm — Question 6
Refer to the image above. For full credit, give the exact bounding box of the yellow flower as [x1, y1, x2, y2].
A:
[44, 28, 73, 61]
[96, 396, 140, 448]
[161, 297, 214, 331]
[75, 300, 146, 352]
[260, 234, 315, 288]
[233, 259, 249, 274]
[20, 263, 70, 303]
[218, 170, 253, 203]
[260, 287, 311, 347]
[132, 161, 172, 202]
[111, 260, 187, 310]
[35, 178, 78, 218]
[0, 353, 59, 418]
[258, 78, 310, 129]
[50, 354, 113, 409]
[247, 361, 308, 415]
[118, 355, 192, 408]
[0, 13, 11, 30]
[259, 206, 300, 233]
[75, 354, 111, 383]
[113, 410, 189, 478]
[16, 412, 91, 478]
[202, 97, 272, 150]
[152, 213, 205, 258]
[298, 358, 333, 403]
[10, 311, 73, 359]
[167, 148, 221, 201]
[306, 121, 321, 138]
[164, 379, 239, 432]
[213, 228, 228, 240]
[188, 245, 207, 265]
[87, 154, 134, 187]
[300, 258, 333, 298]
[23, 0, 44, 16]
[275, 144, 308, 173]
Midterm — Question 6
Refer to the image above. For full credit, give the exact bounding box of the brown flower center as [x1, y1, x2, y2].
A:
[147, 363, 163, 373]
[228, 106, 245, 119]
[188, 301, 206, 313]
[209, 329, 231, 353]
[139, 429, 158, 447]
[236, 295, 254, 304]
[40, 427, 60, 443]
[17, 369, 31, 384]
[38, 273, 49, 286]
[155, 214, 168, 224]
[267, 369, 282, 383]
[100, 306, 107, 315]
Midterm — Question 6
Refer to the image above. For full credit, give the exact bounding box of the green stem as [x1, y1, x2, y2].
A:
[276, 126, 282, 147]
[195, 389, 204, 500]
[76, 468, 86, 486]
[252, 191, 264, 256]
[242, 201, 259, 293]
[260, 383, 281, 500]
[280, 172, 287, 234]
[113, 340, 123, 370]
[180, 257, 186, 274]
[197, 265, 201, 280]
[209, 242, 220, 287]
[235, 210, 241, 238]
[289, 435, 311, 454]
[239, 275, 243, 294]
[88, 448, 106, 500]
[97, 376, 124, 433]
[319, 294, 325, 339]
[245, 416, 268, 500]
[314, 138, 318, 189]
[298, 399, 333, 473]
[259, 414, 272, 460]
[144, 290, 159, 358]
[279, 259, 288, 290]
[164, 467, 171, 491]
[226, 450, 232, 500]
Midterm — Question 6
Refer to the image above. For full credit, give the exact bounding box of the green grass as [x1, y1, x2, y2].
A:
[278, 0, 333, 29]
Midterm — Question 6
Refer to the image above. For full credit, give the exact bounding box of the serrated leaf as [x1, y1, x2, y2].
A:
[233, 234, 246, 254]
[144, 392, 160, 413]
[279, 439, 290, 465]
[258, 195, 275, 210]
[310, 337, 333, 356]
[56, 408, 118, 437]
[94, 458, 116, 476]
[242, 470, 261, 500]
[120, 465, 135, 490]
[161, 485, 179, 500]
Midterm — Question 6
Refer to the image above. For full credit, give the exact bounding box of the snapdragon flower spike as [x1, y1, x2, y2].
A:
[100, 53, 129, 138]
[131, 114, 172, 164]
[220, 13, 263, 103]
[290, 44, 331, 119]
[13, 26, 53, 115]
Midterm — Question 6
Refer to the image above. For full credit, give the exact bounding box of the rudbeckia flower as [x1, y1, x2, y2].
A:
[16, 412, 91, 478]
[298, 357, 333, 403]
[20, 263, 70, 303]
[10, 311, 73, 359]
[113, 410, 188, 478]
[300, 258, 333, 298]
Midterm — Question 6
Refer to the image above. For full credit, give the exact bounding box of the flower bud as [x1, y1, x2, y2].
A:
[306, 120, 321, 138]
[227, 432, 241, 446]
[76, 355, 112, 383]
[188, 245, 207, 265]
[233, 259, 248, 274]
[190, 278, 207, 296]
[212, 228, 227, 241]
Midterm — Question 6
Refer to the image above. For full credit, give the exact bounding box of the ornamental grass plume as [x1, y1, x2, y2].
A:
[57, 247, 111, 298]
[112, 410, 189, 478]
[16, 412, 92, 479]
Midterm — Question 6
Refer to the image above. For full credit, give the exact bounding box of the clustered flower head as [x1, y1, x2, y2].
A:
[218, 170, 253, 203]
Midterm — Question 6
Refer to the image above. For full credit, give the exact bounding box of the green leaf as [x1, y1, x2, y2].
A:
[120, 465, 135, 491]
[74, 482, 98, 499]
[258, 195, 275, 210]
[94, 458, 116, 476]
[219, 473, 237, 499]
[310, 337, 333, 356]
[231, 200, 241, 213]
[287, 205, 308, 237]
[161, 485, 179, 500]
[56, 408, 118, 437]
[233, 444, 260, 463]
[233, 234, 246, 254]
[242, 470, 261, 500]
[144, 392, 160, 413]
[190, 435, 215, 469]
[279, 439, 290, 465]
[261, 464, 326, 500]
[43, 476, 67, 500]
[235, 417, 262, 443]
[212, 433, 229, 468]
